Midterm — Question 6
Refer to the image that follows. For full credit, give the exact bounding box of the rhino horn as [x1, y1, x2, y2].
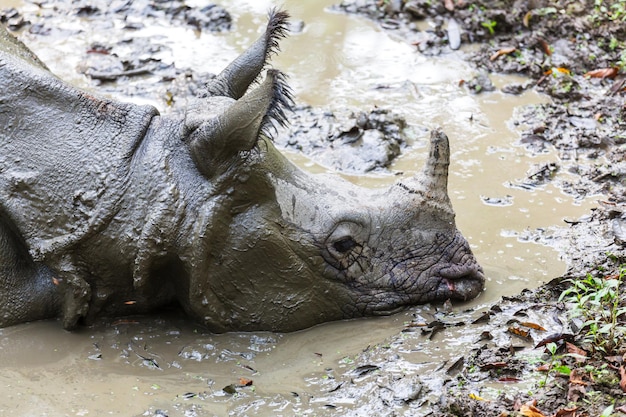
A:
[205, 9, 289, 99]
[188, 69, 293, 177]
[400, 129, 454, 215]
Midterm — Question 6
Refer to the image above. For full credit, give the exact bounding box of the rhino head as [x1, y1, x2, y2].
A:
[169, 11, 485, 332]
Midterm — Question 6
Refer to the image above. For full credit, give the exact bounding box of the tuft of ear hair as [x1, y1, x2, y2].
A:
[264, 9, 290, 62]
[204, 9, 290, 100]
[259, 69, 294, 140]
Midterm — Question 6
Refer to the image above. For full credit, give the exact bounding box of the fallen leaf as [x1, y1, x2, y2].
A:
[124, 300, 137, 305]
[447, 357, 465, 375]
[472, 311, 491, 324]
[520, 401, 548, 417]
[554, 406, 578, 417]
[480, 361, 508, 370]
[469, 392, 489, 401]
[490, 47, 517, 61]
[223, 384, 237, 395]
[444, 0, 455, 11]
[569, 369, 587, 385]
[508, 326, 532, 340]
[565, 342, 587, 362]
[620, 366, 626, 393]
[523, 11, 532, 27]
[239, 377, 253, 386]
[538, 38, 551, 56]
[52, 277, 60, 286]
[498, 376, 521, 382]
[520, 322, 546, 331]
[584, 67, 618, 79]
[535, 333, 575, 348]
[353, 364, 380, 377]
[536, 363, 551, 372]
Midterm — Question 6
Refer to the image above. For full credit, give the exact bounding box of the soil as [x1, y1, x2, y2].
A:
[333, 0, 626, 415]
[2, 0, 626, 416]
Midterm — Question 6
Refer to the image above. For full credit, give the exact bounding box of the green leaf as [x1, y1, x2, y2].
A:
[546, 342, 558, 355]
[598, 324, 615, 334]
[553, 365, 571, 375]
[600, 403, 614, 417]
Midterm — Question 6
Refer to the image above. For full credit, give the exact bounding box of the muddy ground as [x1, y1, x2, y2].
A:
[2, 0, 626, 416]
[334, 0, 626, 415]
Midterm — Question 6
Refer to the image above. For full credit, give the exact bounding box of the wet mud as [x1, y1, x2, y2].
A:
[1, 0, 625, 416]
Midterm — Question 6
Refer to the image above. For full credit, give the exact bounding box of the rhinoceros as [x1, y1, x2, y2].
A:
[0, 10, 485, 332]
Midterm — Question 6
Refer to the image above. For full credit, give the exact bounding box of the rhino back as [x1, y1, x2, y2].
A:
[0, 27, 159, 260]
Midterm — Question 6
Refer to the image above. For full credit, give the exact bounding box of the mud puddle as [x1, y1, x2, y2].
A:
[0, 0, 601, 416]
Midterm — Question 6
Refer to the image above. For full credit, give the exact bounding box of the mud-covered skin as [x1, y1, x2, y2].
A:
[0, 11, 484, 332]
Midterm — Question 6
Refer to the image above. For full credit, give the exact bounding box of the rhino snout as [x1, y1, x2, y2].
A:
[438, 264, 485, 301]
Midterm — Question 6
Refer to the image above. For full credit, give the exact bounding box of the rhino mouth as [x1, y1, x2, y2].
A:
[437, 265, 486, 301]
[367, 265, 485, 316]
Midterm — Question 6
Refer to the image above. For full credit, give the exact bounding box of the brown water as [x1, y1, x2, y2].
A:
[0, 1, 598, 415]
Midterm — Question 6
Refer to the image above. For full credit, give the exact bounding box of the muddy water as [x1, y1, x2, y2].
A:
[0, 1, 598, 416]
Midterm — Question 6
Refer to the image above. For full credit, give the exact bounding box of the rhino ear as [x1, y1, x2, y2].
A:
[204, 9, 289, 99]
[187, 69, 293, 178]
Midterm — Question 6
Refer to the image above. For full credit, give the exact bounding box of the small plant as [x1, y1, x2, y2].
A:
[559, 263, 626, 355]
[538, 342, 571, 387]
[481, 20, 497, 35]
[592, 0, 626, 22]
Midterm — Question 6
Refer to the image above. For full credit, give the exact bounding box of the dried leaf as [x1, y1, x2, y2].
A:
[480, 361, 508, 370]
[124, 300, 137, 305]
[520, 322, 546, 331]
[535, 333, 575, 348]
[520, 401, 548, 417]
[444, 0, 455, 11]
[569, 369, 588, 385]
[508, 326, 532, 340]
[52, 277, 60, 286]
[538, 38, 551, 56]
[523, 11, 532, 27]
[567, 383, 586, 403]
[536, 363, 551, 372]
[620, 366, 626, 393]
[472, 311, 491, 324]
[490, 47, 517, 61]
[239, 377, 253, 386]
[565, 342, 587, 362]
[353, 364, 380, 377]
[469, 393, 489, 401]
[223, 384, 237, 395]
[584, 67, 619, 79]
[447, 357, 465, 375]
[554, 406, 578, 417]
[498, 376, 521, 382]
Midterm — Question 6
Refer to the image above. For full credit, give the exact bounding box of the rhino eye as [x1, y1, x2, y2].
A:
[333, 237, 357, 253]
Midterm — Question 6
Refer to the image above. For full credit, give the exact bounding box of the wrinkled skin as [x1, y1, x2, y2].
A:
[0, 11, 485, 332]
